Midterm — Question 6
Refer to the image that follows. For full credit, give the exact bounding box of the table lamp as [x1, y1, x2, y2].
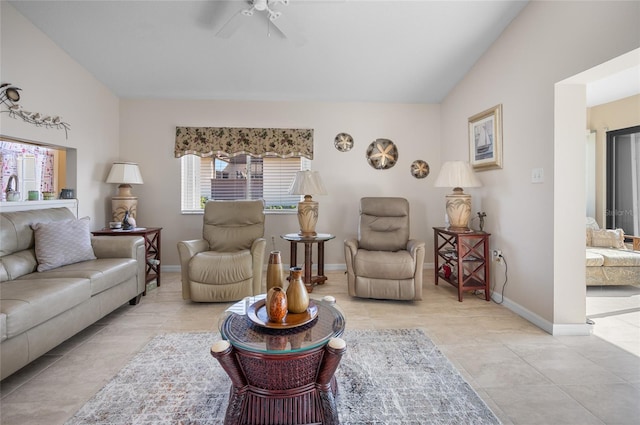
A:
[106, 162, 144, 222]
[288, 170, 327, 236]
[434, 161, 482, 231]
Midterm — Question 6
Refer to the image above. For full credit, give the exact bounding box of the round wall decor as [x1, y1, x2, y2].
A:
[410, 160, 430, 179]
[334, 132, 354, 152]
[366, 139, 398, 170]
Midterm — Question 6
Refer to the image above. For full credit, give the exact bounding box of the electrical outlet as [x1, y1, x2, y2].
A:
[492, 249, 502, 263]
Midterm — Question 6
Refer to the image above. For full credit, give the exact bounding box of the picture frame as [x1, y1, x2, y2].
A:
[468, 104, 502, 171]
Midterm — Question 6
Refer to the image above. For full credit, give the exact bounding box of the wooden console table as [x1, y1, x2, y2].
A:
[91, 227, 161, 295]
[212, 295, 346, 425]
[281, 233, 335, 292]
[433, 227, 490, 302]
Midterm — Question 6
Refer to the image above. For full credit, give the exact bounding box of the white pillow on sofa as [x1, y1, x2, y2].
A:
[590, 228, 626, 249]
[32, 217, 96, 272]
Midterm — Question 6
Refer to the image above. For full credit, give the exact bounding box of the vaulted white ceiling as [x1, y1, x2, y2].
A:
[10, 0, 529, 103]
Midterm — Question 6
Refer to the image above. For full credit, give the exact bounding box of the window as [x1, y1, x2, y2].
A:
[1, 139, 65, 201]
[181, 154, 309, 213]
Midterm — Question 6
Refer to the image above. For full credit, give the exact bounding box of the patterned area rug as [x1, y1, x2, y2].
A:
[66, 329, 500, 425]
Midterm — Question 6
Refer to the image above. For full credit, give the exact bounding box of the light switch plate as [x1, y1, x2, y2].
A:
[531, 168, 544, 183]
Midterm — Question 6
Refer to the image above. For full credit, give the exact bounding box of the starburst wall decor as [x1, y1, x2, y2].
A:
[366, 138, 398, 170]
[0, 83, 71, 138]
[411, 159, 430, 179]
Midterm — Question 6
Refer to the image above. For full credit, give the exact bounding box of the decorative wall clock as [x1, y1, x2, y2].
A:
[334, 132, 353, 152]
[366, 139, 398, 170]
[410, 160, 430, 179]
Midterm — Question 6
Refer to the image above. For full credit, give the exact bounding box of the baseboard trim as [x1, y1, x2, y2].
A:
[498, 294, 590, 336]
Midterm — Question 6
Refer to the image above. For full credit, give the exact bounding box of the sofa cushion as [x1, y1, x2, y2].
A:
[591, 228, 625, 249]
[585, 250, 604, 267]
[0, 207, 75, 257]
[17, 258, 138, 296]
[0, 250, 38, 282]
[189, 251, 253, 284]
[0, 278, 91, 338]
[587, 247, 640, 267]
[354, 249, 415, 280]
[32, 217, 96, 272]
[359, 198, 410, 252]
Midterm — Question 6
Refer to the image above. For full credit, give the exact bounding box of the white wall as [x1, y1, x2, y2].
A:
[440, 1, 640, 331]
[1, 3, 120, 224]
[120, 100, 442, 267]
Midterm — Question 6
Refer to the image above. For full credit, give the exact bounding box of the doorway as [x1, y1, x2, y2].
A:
[606, 125, 640, 236]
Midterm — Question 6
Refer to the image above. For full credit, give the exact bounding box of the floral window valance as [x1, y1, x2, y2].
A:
[174, 127, 314, 159]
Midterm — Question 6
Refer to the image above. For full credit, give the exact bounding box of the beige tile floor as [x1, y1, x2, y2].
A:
[1, 271, 639, 425]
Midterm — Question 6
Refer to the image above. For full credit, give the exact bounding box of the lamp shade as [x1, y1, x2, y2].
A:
[288, 170, 327, 196]
[106, 162, 144, 185]
[433, 161, 481, 189]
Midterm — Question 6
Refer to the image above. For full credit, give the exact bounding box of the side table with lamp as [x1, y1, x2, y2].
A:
[433, 161, 490, 301]
[285, 170, 333, 291]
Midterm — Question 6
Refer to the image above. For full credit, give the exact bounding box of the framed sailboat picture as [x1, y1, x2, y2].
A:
[469, 104, 503, 171]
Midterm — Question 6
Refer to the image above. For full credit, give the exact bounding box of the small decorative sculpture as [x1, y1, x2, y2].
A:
[122, 210, 134, 230]
[477, 211, 487, 232]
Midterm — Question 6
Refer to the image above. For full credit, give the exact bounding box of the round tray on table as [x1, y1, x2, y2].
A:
[247, 299, 318, 330]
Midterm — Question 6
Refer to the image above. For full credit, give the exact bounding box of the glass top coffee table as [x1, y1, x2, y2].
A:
[211, 294, 347, 425]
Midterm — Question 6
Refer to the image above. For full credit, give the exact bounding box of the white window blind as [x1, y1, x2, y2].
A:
[181, 154, 309, 212]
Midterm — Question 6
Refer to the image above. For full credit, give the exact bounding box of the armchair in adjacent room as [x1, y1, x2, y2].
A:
[178, 200, 266, 302]
[344, 197, 425, 301]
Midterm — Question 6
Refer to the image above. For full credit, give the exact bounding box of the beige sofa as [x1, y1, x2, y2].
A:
[0, 207, 146, 379]
[585, 218, 640, 286]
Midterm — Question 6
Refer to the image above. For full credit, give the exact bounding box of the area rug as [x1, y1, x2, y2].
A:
[65, 329, 500, 425]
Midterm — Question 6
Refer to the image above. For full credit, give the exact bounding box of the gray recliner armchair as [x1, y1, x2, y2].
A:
[344, 197, 425, 301]
[178, 200, 266, 302]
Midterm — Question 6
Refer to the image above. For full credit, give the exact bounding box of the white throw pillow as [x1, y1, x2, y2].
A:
[590, 228, 625, 249]
[32, 217, 96, 272]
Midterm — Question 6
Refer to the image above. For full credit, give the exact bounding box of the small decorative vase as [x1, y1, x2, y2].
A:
[266, 251, 284, 292]
[266, 287, 288, 323]
[286, 267, 309, 314]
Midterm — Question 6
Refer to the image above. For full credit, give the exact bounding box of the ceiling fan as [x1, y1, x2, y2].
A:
[216, 0, 305, 46]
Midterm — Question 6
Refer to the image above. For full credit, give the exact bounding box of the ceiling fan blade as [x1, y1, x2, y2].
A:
[269, 12, 306, 46]
[216, 8, 251, 39]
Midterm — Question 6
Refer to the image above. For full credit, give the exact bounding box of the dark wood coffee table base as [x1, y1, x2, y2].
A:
[211, 341, 346, 425]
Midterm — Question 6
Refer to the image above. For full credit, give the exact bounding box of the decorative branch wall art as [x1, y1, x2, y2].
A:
[0, 83, 71, 138]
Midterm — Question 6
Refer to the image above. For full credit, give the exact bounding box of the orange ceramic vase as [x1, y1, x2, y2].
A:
[286, 267, 309, 314]
[266, 287, 288, 323]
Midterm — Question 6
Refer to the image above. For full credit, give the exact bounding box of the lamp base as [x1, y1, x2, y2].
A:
[297, 195, 318, 237]
[445, 188, 472, 232]
[111, 197, 137, 223]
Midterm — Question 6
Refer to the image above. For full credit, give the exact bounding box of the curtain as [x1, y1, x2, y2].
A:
[174, 127, 314, 159]
[0, 141, 55, 196]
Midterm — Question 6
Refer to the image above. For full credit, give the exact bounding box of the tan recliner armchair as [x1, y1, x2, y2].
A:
[178, 200, 266, 302]
[344, 197, 425, 301]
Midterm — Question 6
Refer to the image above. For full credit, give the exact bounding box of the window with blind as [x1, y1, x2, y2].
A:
[181, 154, 309, 212]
